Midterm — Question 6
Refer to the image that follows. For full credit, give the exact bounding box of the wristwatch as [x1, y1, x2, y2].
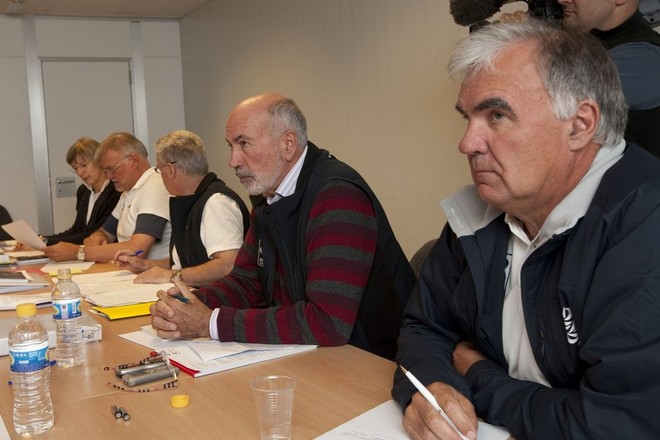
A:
[77, 245, 85, 262]
[170, 269, 183, 283]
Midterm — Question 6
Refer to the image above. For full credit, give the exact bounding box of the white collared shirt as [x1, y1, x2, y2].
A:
[85, 179, 110, 224]
[502, 140, 626, 386]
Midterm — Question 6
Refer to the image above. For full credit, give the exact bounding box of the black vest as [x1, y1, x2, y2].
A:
[592, 11, 660, 157]
[169, 172, 250, 268]
[253, 142, 415, 360]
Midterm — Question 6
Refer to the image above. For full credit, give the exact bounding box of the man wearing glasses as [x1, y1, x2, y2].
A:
[44, 132, 171, 262]
[113, 130, 250, 287]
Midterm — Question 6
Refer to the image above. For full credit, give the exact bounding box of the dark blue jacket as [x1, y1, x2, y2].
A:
[393, 144, 660, 439]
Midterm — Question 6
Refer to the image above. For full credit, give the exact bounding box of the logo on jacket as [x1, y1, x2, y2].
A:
[562, 307, 579, 345]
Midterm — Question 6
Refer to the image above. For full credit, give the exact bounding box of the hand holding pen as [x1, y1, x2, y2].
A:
[111, 249, 145, 269]
[400, 366, 477, 440]
[150, 277, 213, 340]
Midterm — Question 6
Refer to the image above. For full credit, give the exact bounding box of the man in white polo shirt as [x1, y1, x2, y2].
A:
[44, 132, 171, 262]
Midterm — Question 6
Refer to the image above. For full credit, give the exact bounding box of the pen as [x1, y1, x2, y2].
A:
[172, 293, 190, 304]
[400, 365, 470, 440]
[110, 250, 143, 264]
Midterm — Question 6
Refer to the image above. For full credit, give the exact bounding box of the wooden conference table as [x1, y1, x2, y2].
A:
[0, 263, 397, 439]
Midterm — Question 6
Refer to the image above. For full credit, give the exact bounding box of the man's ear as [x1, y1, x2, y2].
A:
[281, 130, 298, 161]
[568, 100, 599, 152]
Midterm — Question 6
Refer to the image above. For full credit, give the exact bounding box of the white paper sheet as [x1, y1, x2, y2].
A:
[315, 400, 511, 440]
[41, 261, 94, 275]
[68, 270, 172, 306]
[1, 220, 46, 250]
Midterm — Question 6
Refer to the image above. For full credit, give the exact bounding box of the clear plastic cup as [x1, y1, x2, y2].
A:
[251, 375, 296, 440]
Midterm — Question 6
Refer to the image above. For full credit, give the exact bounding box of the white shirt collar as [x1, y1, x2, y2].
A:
[266, 145, 308, 205]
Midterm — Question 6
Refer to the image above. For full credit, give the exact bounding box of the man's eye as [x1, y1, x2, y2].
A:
[490, 111, 506, 121]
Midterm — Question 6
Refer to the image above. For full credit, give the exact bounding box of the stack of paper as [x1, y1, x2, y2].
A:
[0, 272, 51, 294]
[5, 251, 50, 266]
[0, 269, 30, 284]
[120, 325, 317, 377]
[0, 292, 52, 310]
[72, 270, 170, 320]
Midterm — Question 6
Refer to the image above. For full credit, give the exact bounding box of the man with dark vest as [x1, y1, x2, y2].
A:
[116, 130, 249, 287]
[560, 0, 660, 156]
[149, 93, 415, 360]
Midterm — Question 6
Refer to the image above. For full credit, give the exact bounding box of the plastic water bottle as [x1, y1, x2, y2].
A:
[51, 268, 84, 367]
[9, 302, 54, 435]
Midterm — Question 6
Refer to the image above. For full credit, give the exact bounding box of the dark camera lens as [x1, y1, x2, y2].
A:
[527, 0, 564, 22]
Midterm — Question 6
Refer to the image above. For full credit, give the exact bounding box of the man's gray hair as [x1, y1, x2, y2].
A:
[96, 132, 149, 161]
[155, 130, 209, 176]
[448, 20, 628, 146]
[268, 97, 308, 148]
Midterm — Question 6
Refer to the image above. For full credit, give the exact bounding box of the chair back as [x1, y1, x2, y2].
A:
[410, 239, 437, 278]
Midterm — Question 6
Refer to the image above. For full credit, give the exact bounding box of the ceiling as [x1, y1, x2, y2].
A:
[0, 0, 211, 19]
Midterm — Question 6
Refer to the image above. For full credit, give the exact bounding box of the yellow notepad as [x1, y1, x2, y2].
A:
[90, 301, 155, 320]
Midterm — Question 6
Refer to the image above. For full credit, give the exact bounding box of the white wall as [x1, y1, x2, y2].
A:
[0, 16, 185, 233]
[0, 16, 38, 229]
[180, 0, 473, 257]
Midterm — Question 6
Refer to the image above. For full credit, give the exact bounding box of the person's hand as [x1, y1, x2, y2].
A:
[114, 249, 148, 272]
[13, 242, 34, 251]
[43, 242, 78, 262]
[149, 278, 212, 339]
[403, 382, 478, 440]
[84, 231, 107, 246]
[453, 341, 487, 376]
[134, 266, 171, 284]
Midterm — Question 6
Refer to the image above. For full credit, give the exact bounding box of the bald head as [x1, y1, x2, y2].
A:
[225, 93, 308, 196]
[228, 93, 308, 148]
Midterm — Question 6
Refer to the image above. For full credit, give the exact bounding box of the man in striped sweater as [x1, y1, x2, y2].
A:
[150, 93, 415, 360]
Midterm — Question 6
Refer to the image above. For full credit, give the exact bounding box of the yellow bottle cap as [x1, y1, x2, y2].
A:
[16, 303, 37, 318]
[170, 394, 190, 408]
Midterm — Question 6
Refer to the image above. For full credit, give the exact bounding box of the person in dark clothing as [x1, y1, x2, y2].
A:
[560, 0, 660, 156]
[392, 21, 660, 439]
[150, 93, 415, 360]
[115, 130, 249, 287]
[24, 137, 120, 246]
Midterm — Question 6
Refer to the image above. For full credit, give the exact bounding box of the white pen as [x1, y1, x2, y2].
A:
[400, 365, 471, 440]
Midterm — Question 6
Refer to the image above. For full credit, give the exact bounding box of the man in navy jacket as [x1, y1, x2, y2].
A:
[392, 21, 660, 439]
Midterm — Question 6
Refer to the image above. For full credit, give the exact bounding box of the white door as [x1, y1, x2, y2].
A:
[42, 60, 134, 234]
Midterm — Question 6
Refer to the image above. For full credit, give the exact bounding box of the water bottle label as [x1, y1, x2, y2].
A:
[52, 298, 82, 320]
[9, 340, 50, 373]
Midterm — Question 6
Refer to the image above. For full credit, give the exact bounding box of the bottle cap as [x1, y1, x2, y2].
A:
[16, 302, 37, 318]
[57, 268, 72, 279]
[170, 394, 189, 408]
